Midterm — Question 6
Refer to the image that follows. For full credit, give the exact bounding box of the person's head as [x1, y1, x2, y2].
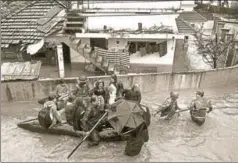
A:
[67, 96, 74, 103]
[170, 91, 179, 101]
[132, 84, 140, 92]
[111, 73, 117, 83]
[98, 82, 104, 89]
[78, 75, 87, 86]
[83, 97, 91, 108]
[196, 91, 204, 99]
[96, 79, 104, 89]
[123, 89, 131, 100]
[59, 78, 65, 85]
[48, 94, 56, 102]
[91, 95, 99, 105]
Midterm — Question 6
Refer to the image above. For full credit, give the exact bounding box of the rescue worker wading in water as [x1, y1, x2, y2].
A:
[154, 92, 181, 120]
[188, 91, 213, 126]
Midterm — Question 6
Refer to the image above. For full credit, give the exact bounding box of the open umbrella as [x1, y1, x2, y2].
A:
[107, 100, 145, 134]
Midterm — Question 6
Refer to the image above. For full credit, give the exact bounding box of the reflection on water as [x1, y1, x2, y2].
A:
[1, 89, 238, 162]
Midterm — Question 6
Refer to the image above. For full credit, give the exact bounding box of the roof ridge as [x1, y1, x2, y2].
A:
[53, 0, 67, 8]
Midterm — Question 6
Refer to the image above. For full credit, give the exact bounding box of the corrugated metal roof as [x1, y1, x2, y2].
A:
[1, 61, 42, 81]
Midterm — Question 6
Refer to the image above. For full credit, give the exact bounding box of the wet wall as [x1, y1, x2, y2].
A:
[1, 65, 238, 102]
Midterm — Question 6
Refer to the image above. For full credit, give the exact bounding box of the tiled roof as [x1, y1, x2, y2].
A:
[179, 11, 207, 23]
[1, 0, 65, 48]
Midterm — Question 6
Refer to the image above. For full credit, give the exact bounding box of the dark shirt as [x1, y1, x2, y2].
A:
[125, 123, 149, 156]
[73, 84, 89, 97]
[160, 97, 180, 117]
[81, 104, 101, 131]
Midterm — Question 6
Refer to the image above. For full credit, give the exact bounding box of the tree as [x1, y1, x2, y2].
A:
[193, 26, 236, 69]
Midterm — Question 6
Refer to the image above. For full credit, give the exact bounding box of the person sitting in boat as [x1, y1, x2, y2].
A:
[188, 91, 213, 126]
[72, 75, 90, 99]
[128, 84, 142, 103]
[38, 95, 65, 129]
[81, 96, 102, 146]
[90, 79, 107, 110]
[56, 78, 70, 110]
[72, 97, 87, 131]
[153, 92, 181, 120]
[56, 78, 70, 101]
[110, 73, 124, 100]
[65, 96, 76, 126]
[108, 77, 117, 105]
[121, 84, 141, 103]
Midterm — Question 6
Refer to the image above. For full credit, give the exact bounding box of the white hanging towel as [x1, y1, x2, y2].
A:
[27, 39, 44, 55]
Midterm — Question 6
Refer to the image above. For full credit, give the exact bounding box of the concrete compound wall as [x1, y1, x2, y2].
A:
[1, 65, 238, 102]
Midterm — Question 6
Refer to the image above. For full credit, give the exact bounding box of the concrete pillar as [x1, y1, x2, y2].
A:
[57, 44, 65, 78]
[226, 33, 234, 42]
[225, 33, 235, 67]
[216, 22, 225, 39]
[221, 28, 230, 42]
[213, 15, 220, 33]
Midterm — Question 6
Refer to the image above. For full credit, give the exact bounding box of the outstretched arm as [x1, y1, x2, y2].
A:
[207, 100, 213, 113]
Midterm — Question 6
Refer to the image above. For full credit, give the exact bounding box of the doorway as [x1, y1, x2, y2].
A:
[62, 43, 71, 65]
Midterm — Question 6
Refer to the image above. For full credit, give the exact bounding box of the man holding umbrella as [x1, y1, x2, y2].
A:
[107, 99, 151, 156]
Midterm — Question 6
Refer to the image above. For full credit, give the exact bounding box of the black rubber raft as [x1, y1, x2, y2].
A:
[17, 120, 125, 142]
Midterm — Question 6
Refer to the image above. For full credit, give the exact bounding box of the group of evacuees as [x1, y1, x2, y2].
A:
[38, 74, 147, 156]
[38, 73, 213, 157]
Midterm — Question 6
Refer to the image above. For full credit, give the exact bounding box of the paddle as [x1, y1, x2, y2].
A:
[19, 118, 38, 124]
[153, 108, 191, 117]
[67, 111, 108, 160]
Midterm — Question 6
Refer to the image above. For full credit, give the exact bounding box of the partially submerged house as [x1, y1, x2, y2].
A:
[1, 0, 66, 65]
[46, 1, 201, 76]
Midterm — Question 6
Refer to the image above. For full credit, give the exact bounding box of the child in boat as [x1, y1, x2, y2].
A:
[153, 92, 181, 120]
[188, 91, 213, 126]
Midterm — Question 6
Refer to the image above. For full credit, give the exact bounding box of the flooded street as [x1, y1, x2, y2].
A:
[1, 88, 238, 162]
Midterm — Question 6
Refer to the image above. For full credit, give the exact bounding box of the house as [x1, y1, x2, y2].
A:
[1, 0, 66, 65]
[46, 1, 199, 75]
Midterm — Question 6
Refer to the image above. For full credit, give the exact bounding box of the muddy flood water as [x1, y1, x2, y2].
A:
[1, 87, 238, 162]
